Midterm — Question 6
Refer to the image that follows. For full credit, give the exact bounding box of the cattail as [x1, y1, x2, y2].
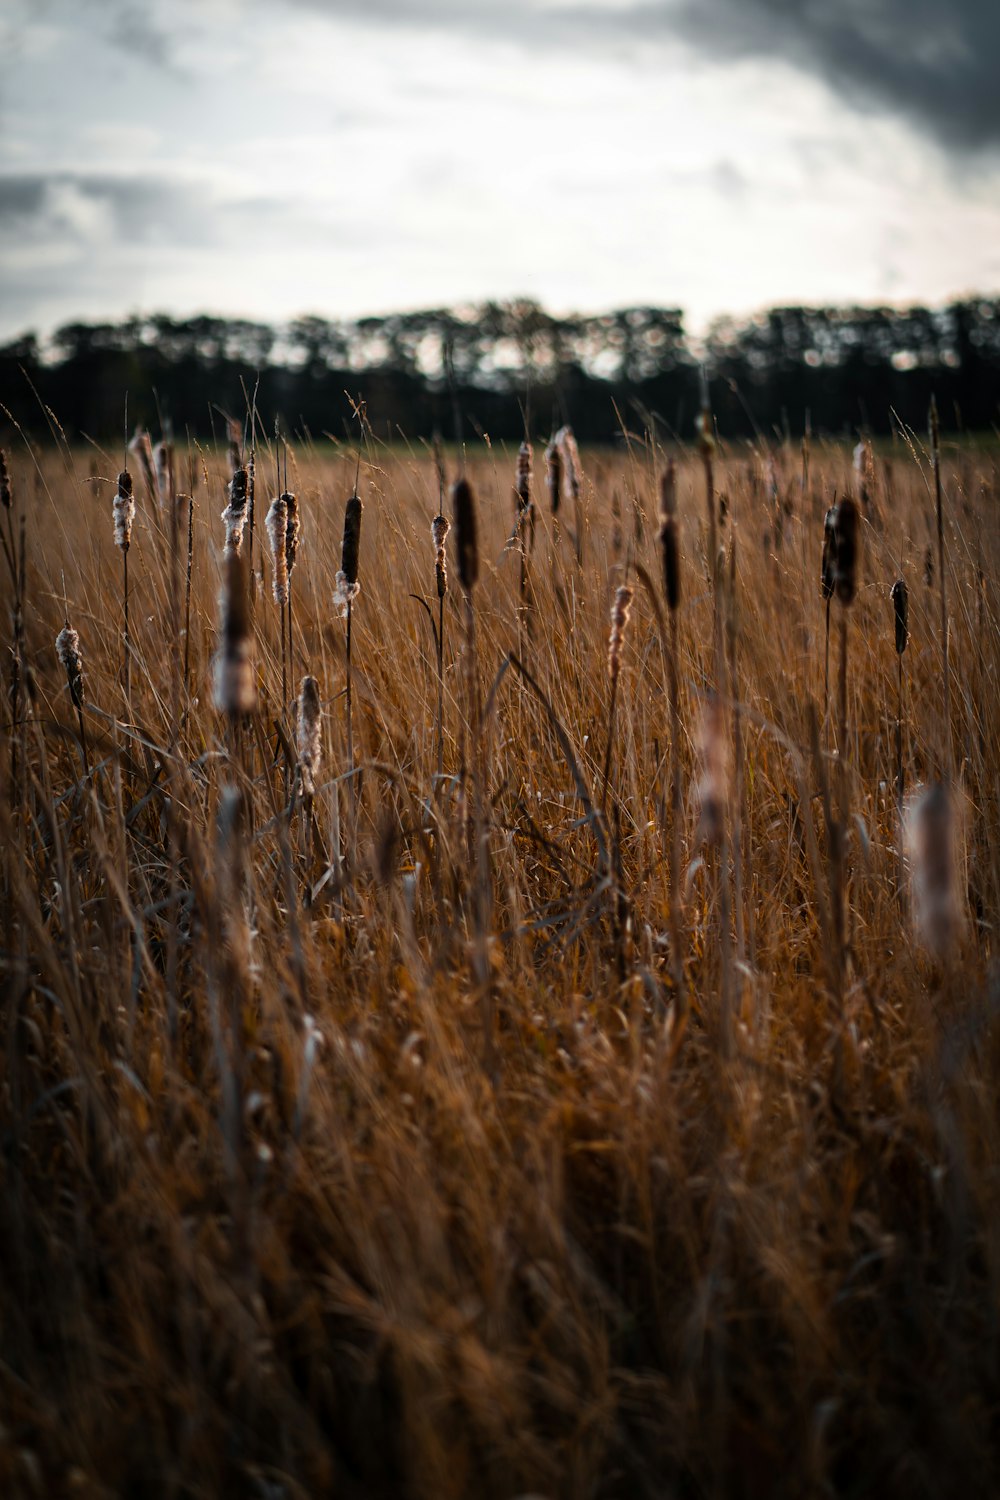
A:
[821, 505, 837, 599]
[909, 782, 961, 958]
[214, 553, 255, 716]
[284, 491, 300, 581]
[297, 675, 322, 797]
[266, 493, 288, 606]
[832, 496, 858, 605]
[432, 512, 450, 598]
[658, 461, 680, 611]
[227, 419, 242, 478]
[695, 692, 728, 845]
[607, 585, 633, 682]
[128, 426, 156, 498]
[56, 623, 84, 709]
[113, 469, 134, 551]
[222, 466, 248, 558]
[334, 492, 363, 613]
[0, 447, 10, 509]
[555, 425, 581, 503]
[891, 578, 909, 655]
[515, 440, 532, 517]
[545, 440, 562, 515]
[154, 440, 173, 511]
[452, 476, 478, 593]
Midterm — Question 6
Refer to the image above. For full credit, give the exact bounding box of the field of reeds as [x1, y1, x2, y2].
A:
[0, 409, 998, 1499]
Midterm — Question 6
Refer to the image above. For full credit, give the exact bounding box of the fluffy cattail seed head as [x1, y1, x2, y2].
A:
[113, 469, 135, 551]
[0, 447, 10, 510]
[452, 476, 479, 593]
[214, 552, 255, 716]
[222, 466, 248, 558]
[545, 441, 562, 516]
[821, 505, 837, 600]
[607, 585, 634, 682]
[909, 782, 961, 959]
[56, 623, 84, 709]
[833, 495, 859, 605]
[297, 674, 322, 797]
[154, 441, 174, 511]
[266, 494, 289, 606]
[432, 512, 450, 598]
[555, 425, 581, 501]
[283, 491, 300, 580]
[890, 578, 909, 655]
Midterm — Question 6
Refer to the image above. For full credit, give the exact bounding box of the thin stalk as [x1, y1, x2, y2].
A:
[123, 548, 130, 707]
[183, 494, 193, 700]
[436, 592, 445, 779]
[930, 400, 951, 777]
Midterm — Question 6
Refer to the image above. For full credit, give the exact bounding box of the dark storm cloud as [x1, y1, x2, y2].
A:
[287, 0, 1000, 151]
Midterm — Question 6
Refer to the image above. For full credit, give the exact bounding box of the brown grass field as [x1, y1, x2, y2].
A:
[0, 418, 998, 1498]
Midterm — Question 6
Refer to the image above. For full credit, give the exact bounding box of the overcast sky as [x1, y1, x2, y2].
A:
[1, 0, 999, 342]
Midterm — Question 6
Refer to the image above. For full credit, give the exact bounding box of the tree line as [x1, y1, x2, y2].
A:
[1, 297, 997, 444]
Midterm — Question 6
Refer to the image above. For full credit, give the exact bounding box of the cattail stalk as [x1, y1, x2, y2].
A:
[821, 502, 836, 712]
[658, 461, 685, 1009]
[891, 577, 909, 896]
[929, 399, 951, 777]
[514, 439, 533, 605]
[453, 473, 494, 1076]
[266, 493, 289, 718]
[431, 509, 450, 778]
[338, 492, 363, 819]
[831, 495, 859, 1001]
[284, 488, 300, 681]
[183, 492, 194, 700]
[113, 468, 135, 704]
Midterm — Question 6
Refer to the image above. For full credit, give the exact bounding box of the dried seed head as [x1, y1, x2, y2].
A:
[890, 578, 909, 655]
[695, 692, 729, 845]
[113, 469, 135, 551]
[432, 512, 450, 598]
[833, 495, 859, 605]
[214, 552, 255, 716]
[909, 782, 962, 958]
[545, 441, 562, 516]
[297, 675, 322, 797]
[222, 466, 249, 558]
[0, 447, 10, 510]
[554, 425, 581, 500]
[821, 505, 837, 600]
[56, 623, 84, 709]
[154, 440, 174, 510]
[341, 492, 362, 584]
[452, 476, 479, 593]
[283, 491, 300, 580]
[659, 462, 680, 611]
[266, 494, 289, 606]
[607, 584, 634, 682]
[515, 440, 532, 516]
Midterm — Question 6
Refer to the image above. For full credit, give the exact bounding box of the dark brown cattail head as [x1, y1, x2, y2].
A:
[113, 469, 135, 551]
[432, 513, 450, 598]
[821, 505, 837, 600]
[56, 623, 84, 710]
[452, 476, 478, 592]
[658, 462, 680, 610]
[0, 447, 10, 510]
[545, 440, 562, 516]
[227, 419, 242, 477]
[890, 578, 909, 654]
[832, 496, 859, 605]
[341, 492, 362, 585]
[214, 552, 255, 717]
[284, 491, 300, 579]
[515, 440, 532, 516]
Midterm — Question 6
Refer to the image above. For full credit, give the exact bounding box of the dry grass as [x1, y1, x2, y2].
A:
[1, 424, 998, 1499]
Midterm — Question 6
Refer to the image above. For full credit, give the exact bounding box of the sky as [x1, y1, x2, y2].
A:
[1, 0, 999, 343]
